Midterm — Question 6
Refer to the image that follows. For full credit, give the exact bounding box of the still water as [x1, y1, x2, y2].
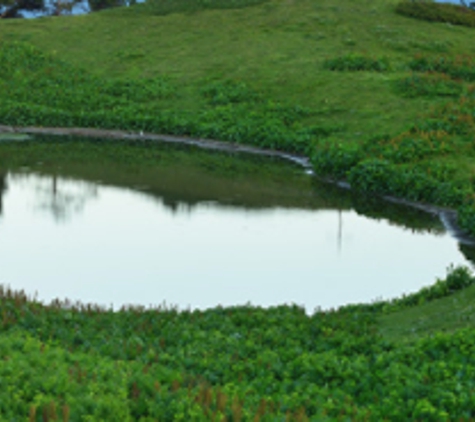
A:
[0, 141, 473, 313]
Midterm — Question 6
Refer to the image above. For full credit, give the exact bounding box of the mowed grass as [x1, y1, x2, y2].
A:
[0, 0, 474, 142]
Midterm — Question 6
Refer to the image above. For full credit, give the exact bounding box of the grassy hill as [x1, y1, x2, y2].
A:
[2, 0, 475, 419]
[2, 0, 473, 141]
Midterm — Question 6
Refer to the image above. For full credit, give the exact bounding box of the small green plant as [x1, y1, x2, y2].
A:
[200, 80, 259, 105]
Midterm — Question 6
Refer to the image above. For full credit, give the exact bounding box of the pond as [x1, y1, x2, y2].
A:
[0, 137, 473, 313]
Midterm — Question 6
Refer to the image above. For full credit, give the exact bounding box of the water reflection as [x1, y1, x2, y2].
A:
[0, 172, 6, 216]
[0, 138, 472, 310]
[29, 173, 98, 222]
[0, 166, 473, 312]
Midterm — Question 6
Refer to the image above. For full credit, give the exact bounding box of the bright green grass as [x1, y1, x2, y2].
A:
[1, 0, 473, 143]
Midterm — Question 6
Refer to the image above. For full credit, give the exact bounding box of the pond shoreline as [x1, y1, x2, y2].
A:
[0, 124, 312, 169]
[0, 123, 473, 244]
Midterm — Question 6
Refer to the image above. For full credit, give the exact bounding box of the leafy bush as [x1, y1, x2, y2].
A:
[347, 158, 400, 195]
[395, 0, 475, 28]
[346, 158, 470, 207]
[323, 54, 391, 72]
[311, 140, 362, 178]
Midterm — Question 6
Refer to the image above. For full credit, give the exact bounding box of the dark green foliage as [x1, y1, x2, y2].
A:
[323, 54, 391, 72]
[1, 266, 475, 419]
[347, 158, 399, 195]
[311, 139, 362, 178]
[347, 159, 470, 206]
[395, 0, 475, 28]
[458, 203, 475, 234]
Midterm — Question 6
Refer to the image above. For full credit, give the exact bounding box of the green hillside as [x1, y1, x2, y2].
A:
[2, 0, 475, 419]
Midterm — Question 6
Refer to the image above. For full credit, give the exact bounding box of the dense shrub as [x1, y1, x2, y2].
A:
[347, 159, 400, 195]
[395, 0, 475, 28]
[311, 140, 362, 178]
[347, 159, 470, 206]
[1, 265, 475, 419]
[458, 203, 475, 234]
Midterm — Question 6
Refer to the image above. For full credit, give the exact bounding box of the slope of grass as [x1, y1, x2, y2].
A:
[0, 0, 473, 141]
[1, 1, 475, 417]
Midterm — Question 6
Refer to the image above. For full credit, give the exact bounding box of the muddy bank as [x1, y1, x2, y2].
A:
[0, 124, 312, 169]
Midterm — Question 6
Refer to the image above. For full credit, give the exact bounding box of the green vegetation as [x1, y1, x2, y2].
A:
[1, 0, 475, 418]
[1, 267, 475, 420]
[0, 41, 328, 153]
[396, 0, 475, 28]
[323, 54, 391, 72]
